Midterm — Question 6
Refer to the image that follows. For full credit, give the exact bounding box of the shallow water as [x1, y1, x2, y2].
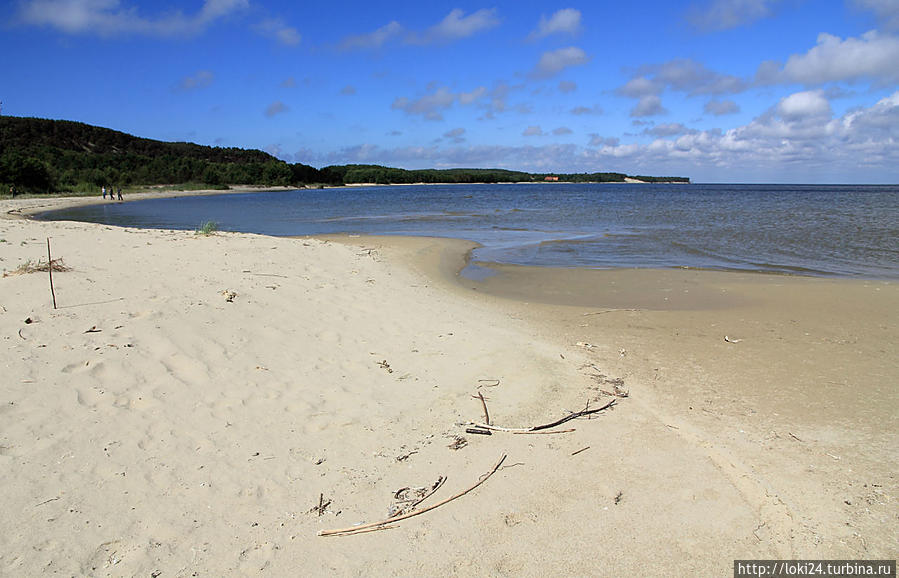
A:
[41, 183, 899, 279]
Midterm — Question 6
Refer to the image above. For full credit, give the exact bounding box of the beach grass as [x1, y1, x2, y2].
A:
[196, 220, 219, 236]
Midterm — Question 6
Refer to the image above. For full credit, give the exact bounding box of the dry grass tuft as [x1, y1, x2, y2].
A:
[3, 258, 72, 277]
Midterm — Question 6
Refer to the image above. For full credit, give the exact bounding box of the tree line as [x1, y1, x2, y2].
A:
[0, 116, 688, 194]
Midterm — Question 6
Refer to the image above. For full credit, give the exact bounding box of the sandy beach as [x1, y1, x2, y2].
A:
[1, 196, 896, 576]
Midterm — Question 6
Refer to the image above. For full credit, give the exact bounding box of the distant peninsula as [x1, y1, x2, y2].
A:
[0, 116, 689, 194]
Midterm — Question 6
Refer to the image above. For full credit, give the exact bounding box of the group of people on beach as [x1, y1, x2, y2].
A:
[102, 186, 123, 201]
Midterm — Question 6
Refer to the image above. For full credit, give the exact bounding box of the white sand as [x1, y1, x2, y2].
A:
[1, 197, 895, 576]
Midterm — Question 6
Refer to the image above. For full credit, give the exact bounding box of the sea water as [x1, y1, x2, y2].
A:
[40, 183, 899, 279]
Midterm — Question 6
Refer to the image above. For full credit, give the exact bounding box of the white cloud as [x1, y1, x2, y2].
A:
[558, 81, 577, 93]
[523, 126, 544, 136]
[391, 85, 486, 120]
[265, 101, 288, 117]
[686, 0, 778, 32]
[443, 128, 466, 143]
[320, 91, 899, 181]
[631, 95, 667, 117]
[571, 105, 603, 115]
[759, 31, 899, 86]
[531, 46, 589, 79]
[775, 90, 831, 121]
[588, 135, 620, 147]
[704, 98, 740, 115]
[645, 123, 697, 137]
[617, 76, 659, 98]
[459, 87, 488, 105]
[18, 0, 249, 36]
[853, 0, 899, 30]
[177, 70, 214, 91]
[620, 59, 747, 97]
[552, 127, 573, 135]
[255, 18, 301, 45]
[339, 21, 403, 51]
[410, 8, 500, 44]
[529, 8, 581, 40]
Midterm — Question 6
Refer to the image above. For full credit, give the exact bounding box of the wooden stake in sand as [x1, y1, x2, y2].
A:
[318, 454, 507, 537]
[47, 238, 57, 309]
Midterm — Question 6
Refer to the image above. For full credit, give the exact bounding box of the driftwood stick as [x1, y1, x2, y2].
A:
[319, 454, 507, 537]
[47, 238, 57, 309]
[531, 398, 615, 431]
[467, 398, 616, 433]
[512, 428, 576, 435]
[475, 391, 490, 425]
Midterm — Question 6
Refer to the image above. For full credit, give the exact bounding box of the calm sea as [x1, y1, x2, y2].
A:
[40, 183, 899, 279]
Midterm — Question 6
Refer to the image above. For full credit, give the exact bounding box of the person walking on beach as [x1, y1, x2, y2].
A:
[102, 186, 106, 199]
[117, 187, 123, 201]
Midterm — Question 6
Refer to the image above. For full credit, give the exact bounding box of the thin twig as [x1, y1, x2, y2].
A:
[319, 454, 507, 537]
[468, 398, 616, 433]
[571, 446, 591, 456]
[474, 391, 490, 425]
[582, 308, 638, 316]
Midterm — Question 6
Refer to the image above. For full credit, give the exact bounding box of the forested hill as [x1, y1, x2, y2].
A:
[0, 116, 329, 192]
[0, 116, 688, 193]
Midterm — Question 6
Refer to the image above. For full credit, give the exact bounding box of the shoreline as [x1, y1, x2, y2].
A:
[1, 196, 896, 574]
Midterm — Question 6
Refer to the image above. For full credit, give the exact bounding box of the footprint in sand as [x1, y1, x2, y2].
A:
[61, 359, 98, 374]
[237, 542, 280, 573]
[75, 386, 105, 407]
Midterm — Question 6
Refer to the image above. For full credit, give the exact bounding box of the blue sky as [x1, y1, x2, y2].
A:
[3, 0, 899, 183]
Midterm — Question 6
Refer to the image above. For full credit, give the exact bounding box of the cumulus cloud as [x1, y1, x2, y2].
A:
[18, 0, 249, 36]
[644, 123, 697, 137]
[774, 90, 831, 121]
[571, 104, 603, 115]
[323, 91, 899, 181]
[339, 21, 403, 50]
[552, 126, 573, 135]
[531, 46, 589, 79]
[523, 126, 544, 136]
[528, 8, 581, 40]
[443, 128, 466, 143]
[686, 0, 779, 32]
[558, 81, 578, 93]
[409, 8, 499, 44]
[177, 70, 214, 91]
[630, 95, 667, 117]
[588, 134, 620, 147]
[254, 17, 301, 45]
[391, 85, 487, 120]
[265, 101, 288, 117]
[853, 0, 899, 30]
[619, 59, 747, 98]
[704, 98, 740, 115]
[757, 31, 899, 86]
